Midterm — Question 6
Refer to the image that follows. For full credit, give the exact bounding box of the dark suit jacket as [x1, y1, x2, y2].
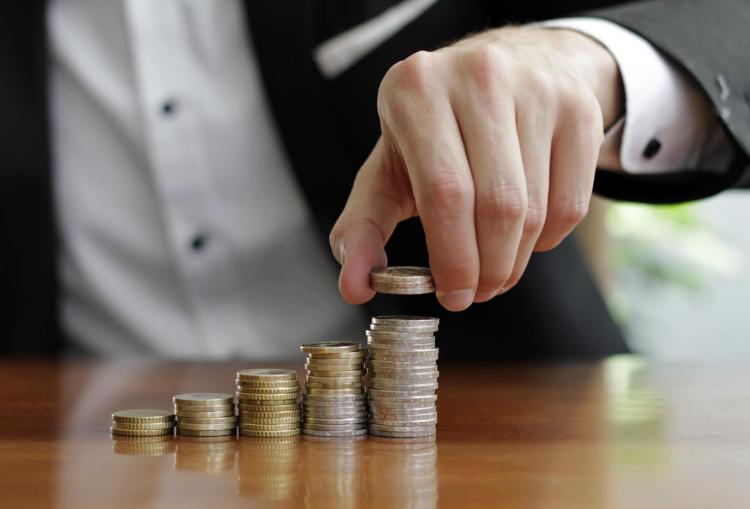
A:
[1, 1, 748, 357]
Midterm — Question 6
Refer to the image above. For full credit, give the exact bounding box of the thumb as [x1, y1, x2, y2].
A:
[329, 138, 414, 304]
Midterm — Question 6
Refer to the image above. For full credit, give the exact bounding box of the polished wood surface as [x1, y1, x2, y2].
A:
[0, 356, 748, 508]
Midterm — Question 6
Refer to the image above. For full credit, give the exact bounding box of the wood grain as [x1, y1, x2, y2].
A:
[0, 356, 748, 508]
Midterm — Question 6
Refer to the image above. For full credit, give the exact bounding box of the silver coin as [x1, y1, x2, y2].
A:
[303, 393, 366, 402]
[366, 329, 434, 339]
[369, 359, 437, 368]
[305, 369, 366, 376]
[303, 428, 369, 437]
[368, 388, 436, 397]
[369, 347, 438, 359]
[369, 323, 438, 333]
[368, 428, 436, 438]
[368, 372, 439, 383]
[368, 404, 436, 413]
[369, 417, 437, 427]
[368, 395, 437, 404]
[371, 315, 439, 327]
[369, 381, 439, 391]
[367, 342, 436, 352]
[304, 413, 368, 421]
[369, 412, 437, 422]
[304, 350, 367, 360]
[303, 417, 368, 425]
[369, 423, 436, 432]
[300, 341, 362, 354]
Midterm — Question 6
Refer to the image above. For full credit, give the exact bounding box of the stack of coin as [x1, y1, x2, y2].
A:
[367, 316, 439, 438]
[301, 342, 368, 438]
[236, 369, 301, 438]
[370, 266, 434, 295]
[110, 409, 175, 437]
[174, 393, 237, 437]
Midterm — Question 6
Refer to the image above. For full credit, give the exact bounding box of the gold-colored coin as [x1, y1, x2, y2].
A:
[238, 403, 299, 413]
[236, 392, 299, 401]
[173, 393, 234, 406]
[177, 422, 238, 431]
[236, 379, 299, 388]
[306, 370, 365, 377]
[176, 410, 235, 418]
[305, 382, 362, 391]
[235, 386, 300, 395]
[239, 410, 299, 418]
[111, 421, 176, 431]
[176, 416, 238, 425]
[177, 428, 236, 437]
[112, 409, 175, 423]
[305, 350, 366, 360]
[236, 368, 298, 381]
[173, 404, 234, 413]
[300, 342, 361, 355]
[111, 427, 174, 437]
[304, 362, 364, 371]
[240, 416, 300, 425]
[239, 429, 300, 437]
[240, 423, 301, 431]
[306, 375, 363, 384]
[305, 387, 364, 396]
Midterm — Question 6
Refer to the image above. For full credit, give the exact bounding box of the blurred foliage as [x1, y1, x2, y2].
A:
[605, 202, 744, 326]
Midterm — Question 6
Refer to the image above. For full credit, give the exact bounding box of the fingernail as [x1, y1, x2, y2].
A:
[437, 289, 474, 311]
[474, 291, 495, 303]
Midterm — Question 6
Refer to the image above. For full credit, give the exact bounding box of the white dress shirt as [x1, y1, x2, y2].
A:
[47, 0, 732, 359]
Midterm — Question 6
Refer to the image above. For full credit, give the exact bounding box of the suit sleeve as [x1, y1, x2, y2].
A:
[586, 0, 750, 203]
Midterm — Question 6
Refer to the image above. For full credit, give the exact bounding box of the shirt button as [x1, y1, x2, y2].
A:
[643, 138, 661, 159]
[190, 233, 208, 252]
[161, 99, 177, 116]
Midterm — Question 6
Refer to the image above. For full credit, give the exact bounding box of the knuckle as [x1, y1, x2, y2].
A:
[393, 51, 435, 94]
[550, 196, 589, 229]
[478, 182, 527, 226]
[523, 200, 546, 236]
[464, 45, 507, 92]
[424, 173, 472, 211]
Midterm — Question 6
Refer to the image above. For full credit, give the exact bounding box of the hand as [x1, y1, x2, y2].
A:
[330, 26, 624, 311]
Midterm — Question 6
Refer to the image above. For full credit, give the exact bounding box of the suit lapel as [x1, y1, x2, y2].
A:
[242, 0, 354, 233]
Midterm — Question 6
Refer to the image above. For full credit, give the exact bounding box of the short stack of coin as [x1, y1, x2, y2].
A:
[110, 409, 175, 437]
[370, 266, 434, 295]
[301, 342, 368, 438]
[367, 316, 439, 438]
[236, 369, 301, 438]
[174, 393, 237, 437]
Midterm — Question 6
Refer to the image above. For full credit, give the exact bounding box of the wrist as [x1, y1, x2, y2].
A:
[549, 28, 624, 129]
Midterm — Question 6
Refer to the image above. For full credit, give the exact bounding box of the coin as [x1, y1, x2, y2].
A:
[370, 380, 439, 390]
[370, 267, 435, 294]
[303, 362, 364, 371]
[303, 357, 366, 366]
[305, 382, 362, 390]
[369, 423, 436, 432]
[240, 410, 299, 418]
[236, 391, 299, 400]
[368, 428, 436, 438]
[177, 422, 238, 431]
[367, 341, 435, 351]
[300, 342, 362, 354]
[239, 403, 299, 413]
[173, 404, 234, 412]
[305, 387, 364, 395]
[111, 427, 174, 437]
[304, 417, 367, 425]
[303, 393, 366, 402]
[305, 350, 366, 360]
[173, 393, 234, 406]
[236, 368, 298, 381]
[369, 348, 439, 360]
[176, 416, 238, 425]
[111, 421, 176, 431]
[366, 330, 434, 340]
[240, 416, 300, 425]
[368, 418, 436, 427]
[235, 379, 300, 388]
[177, 428, 236, 437]
[239, 429, 300, 437]
[112, 409, 175, 423]
[235, 386, 300, 394]
[305, 369, 366, 377]
[302, 428, 368, 437]
[369, 323, 438, 333]
[176, 410, 236, 418]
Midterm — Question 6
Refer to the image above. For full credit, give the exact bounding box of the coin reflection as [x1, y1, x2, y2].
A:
[174, 435, 237, 473]
[366, 437, 438, 509]
[237, 436, 302, 501]
[302, 435, 367, 509]
[112, 434, 176, 456]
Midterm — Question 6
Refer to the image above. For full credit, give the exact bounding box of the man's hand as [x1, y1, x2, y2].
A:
[329, 26, 624, 311]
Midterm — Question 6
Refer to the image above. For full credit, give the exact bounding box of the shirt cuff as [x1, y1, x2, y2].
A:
[538, 17, 733, 175]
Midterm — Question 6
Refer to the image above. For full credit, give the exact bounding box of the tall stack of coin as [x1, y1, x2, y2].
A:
[174, 393, 237, 437]
[301, 342, 368, 438]
[236, 369, 301, 438]
[110, 409, 175, 437]
[367, 316, 439, 438]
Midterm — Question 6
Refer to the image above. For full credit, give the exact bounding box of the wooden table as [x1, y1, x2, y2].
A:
[0, 356, 747, 508]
